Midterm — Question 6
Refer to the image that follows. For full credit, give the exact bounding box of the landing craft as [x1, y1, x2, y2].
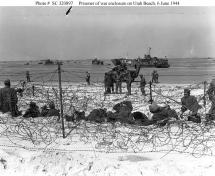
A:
[92, 58, 104, 65]
[111, 48, 170, 68]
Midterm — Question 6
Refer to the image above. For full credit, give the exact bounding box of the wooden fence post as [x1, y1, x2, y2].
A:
[57, 62, 65, 138]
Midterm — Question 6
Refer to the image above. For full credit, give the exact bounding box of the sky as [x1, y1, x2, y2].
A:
[0, 6, 215, 61]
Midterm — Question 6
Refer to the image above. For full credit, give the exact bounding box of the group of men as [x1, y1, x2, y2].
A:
[0, 79, 60, 118]
[104, 64, 132, 95]
[23, 101, 60, 119]
[149, 83, 215, 124]
[1, 75, 215, 124]
[151, 70, 159, 83]
[103, 68, 158, 96]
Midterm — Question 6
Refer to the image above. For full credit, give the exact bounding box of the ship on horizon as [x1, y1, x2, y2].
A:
[111, 48, 170, 68]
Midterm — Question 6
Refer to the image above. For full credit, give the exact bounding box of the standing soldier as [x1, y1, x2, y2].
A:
[139, 74, 146, 95]
[151, 70, 156, 83]
[104, 73, 108, 93]
[154, 70, 159, 83]
[115, 71, 122, 94]
[206, 79, 215, 121]
[85, 72, 90, 85]
[125, 71, 132, 95]
[26, 71, 31, 82]
[0, 79, 20, 117]
[104, 73, 112, 94]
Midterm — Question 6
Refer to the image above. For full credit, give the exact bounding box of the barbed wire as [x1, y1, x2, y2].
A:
[1, 65, 215, 158]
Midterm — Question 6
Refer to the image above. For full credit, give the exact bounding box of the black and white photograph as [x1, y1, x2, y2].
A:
[0, 2, 215, 175]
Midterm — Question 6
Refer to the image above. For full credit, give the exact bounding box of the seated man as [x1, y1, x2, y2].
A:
[46, 101, 60, 118]
[23, 102, 40, 118]
[87, 108, 107, 123]
[40, 105, 49, 117]
[181, 88, 202, 123]
[65, 106, 85, 122]
[149, 102, 178, 126]
[132, 111, 151, 126]
[111, 101, 133, 123]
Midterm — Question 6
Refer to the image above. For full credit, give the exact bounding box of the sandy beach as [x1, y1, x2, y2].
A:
[1, 82, 215, 176]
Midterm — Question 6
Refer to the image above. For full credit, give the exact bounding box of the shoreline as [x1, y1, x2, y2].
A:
[0, 81, 203, 88]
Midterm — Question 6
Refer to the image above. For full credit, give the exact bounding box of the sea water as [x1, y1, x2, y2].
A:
[0, 58, 215, 85]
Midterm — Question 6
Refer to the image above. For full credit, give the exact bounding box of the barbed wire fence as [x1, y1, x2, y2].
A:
[1, 64, 215, 158]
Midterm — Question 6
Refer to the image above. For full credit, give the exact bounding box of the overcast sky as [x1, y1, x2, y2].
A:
[0, 6, 214, 61]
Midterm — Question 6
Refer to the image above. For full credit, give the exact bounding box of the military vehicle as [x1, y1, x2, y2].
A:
[92, 58, 104, 65]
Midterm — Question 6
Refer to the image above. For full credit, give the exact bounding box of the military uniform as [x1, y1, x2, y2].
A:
[115, 71, 122, 94]
[87, 108, 107, 123]
[181, 95, 201, 115]
[151, 71, 156, 83]
[86, 72, 90, 85]
[206, 79, 215, 121]
[26, 71, 30, 82]
[149, 103, 178, 126]
[181, 89, 202, 123]
[154, 71, 159, 83]
[46, 101, 60, 117]
[104, 73, 108, 93]
[0, 79, 19, 117]
[23, 102, 40, 118]
[46, 109, 60, 117]
[104, 73, 113, 94]
[40, 105, 49, 117]
[139, 75, 146, 95]
[125, 71, 132, 95]
[112, 101, 133, 123]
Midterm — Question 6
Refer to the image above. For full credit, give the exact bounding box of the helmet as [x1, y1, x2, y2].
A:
[184, 88, 190, 94]
[4, 79, 10, 86]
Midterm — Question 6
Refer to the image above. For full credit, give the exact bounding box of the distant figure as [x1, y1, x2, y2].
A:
[115, 71, 122, 94]
[46, 101, 60, 120]
[139, 74, 146, 95]
[110, 75, 115, 93]
[151, 70, 156, 83]
[181, 88, 202, 123]
[26, 71, 31, 82]
[0, 79, 20, 117]
[23, 102, 40, 118]
[104, 73, 108, 93]
[206, 79, 215, 121]
[125, 71, 132, 95]
[104, 73, 113, 94]
[154, 70, 159, 83]
[86, 72, 90, 85]
[152, 70, 159, 83]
